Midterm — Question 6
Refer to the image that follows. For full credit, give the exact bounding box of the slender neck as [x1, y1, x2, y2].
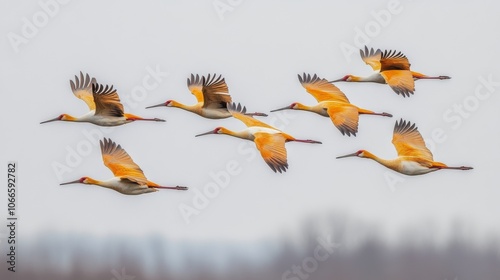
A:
[222, 129, 253, 141]
[295, 103, 315, 111]
[171, 101, 200, 114]
[62, 111, 97, 123]
[87, 177, 123, 191]
[362, 151, 399, 171]
[351, 75, 378, 82]
[295, 103, 326, 116]
[61, 114, 80, 122]
[84, 177, 102, 186]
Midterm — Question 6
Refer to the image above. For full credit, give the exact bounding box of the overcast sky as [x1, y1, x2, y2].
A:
[1, 0, 499, 246]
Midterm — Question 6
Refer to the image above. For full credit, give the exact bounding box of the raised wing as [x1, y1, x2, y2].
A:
[227, 102, 276, 129]
[187, 74, 204, 103]
[326, 105, 359, 137]
[92, 83, 125, 117]
[392, 119, 433, 160]
[298, 73, 350, 103]
[360, 46, 382, 71]
[380, 49, 411, 71]
[201, 74, 231, 109]
[380, 70, 415, 97]
[70, 72, 97, 110]
[100, 138, 148, 185]
[254, 133, 288, 173]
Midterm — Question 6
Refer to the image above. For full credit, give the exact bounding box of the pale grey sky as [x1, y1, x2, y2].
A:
[0, 0, 499, 246]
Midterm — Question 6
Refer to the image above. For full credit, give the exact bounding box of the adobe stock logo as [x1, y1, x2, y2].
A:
[339, 0, 404, 62]
[111, 267, 135, 280]
[213, 0, 244, 21]
[282, 234, 341, 280]
[7, 0, 72, 53]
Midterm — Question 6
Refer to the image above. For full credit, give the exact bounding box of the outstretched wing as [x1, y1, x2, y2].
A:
[380, 70, 415, 97]
[380, 49, 411, 71]
[92, 83, 125, 117]
[187, 74, 204, 103]
[226, 102, 276, 129]
[392, 119, 433, 160]
[70, 72, 97, 110]
[201, 74, 232, 109]
[100, 138, 148, 185]
[298, 73, 350, 103]
[254, 133, 288, 173]
[326, 105, 359, 137]
[360, 46, 382, 71]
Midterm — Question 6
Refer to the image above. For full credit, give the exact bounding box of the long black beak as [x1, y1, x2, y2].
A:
[336, 152, 359, 159]
[270, 105, 291, 112]
[145, 103, 165, 109]
[40, 117, 60, 124]
[60, 179, 81, 185]
[195, 130, 216, 137]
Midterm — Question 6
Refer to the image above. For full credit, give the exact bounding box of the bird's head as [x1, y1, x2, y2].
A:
[270, 102, 301, 112]
[60, 176, 91, 185]
[336, 150, 367, 159]
[40, 114, 74, 124]
[146, 100, 175, 109]
[165, 100, 174, 107]
[195, 127, 227, 137]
